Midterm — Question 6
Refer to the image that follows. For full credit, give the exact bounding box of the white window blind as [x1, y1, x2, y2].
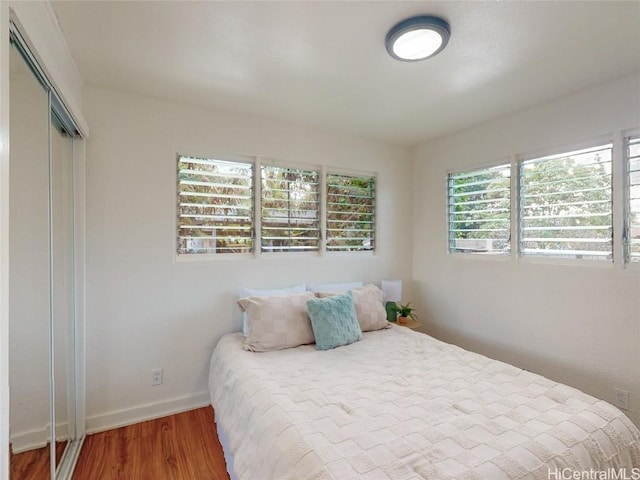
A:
[261, 166, 320, 252]
[519, 144, 612, 260]
[326, 173, 375, 252]
[626, 136, 640, 263]
[177, 155, 253, 254]
[448, 164, 511, 254]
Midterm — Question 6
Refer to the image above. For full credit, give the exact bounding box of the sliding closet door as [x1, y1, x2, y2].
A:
[8, 43, 52, 478]
[51, 121, 76, 467]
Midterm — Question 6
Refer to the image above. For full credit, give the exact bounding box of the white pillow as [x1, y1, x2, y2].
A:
[351, 284, 389, 332]
[240, 283, 306, 336]
[317, 284, 389, 332]
[306, 281, 363, 293]
[239, 292, 316, 352]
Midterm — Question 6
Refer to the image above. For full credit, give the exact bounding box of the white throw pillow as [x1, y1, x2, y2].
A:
[240, 283, 306, 336]
[318, 284, 389, 332]
[238, 292, 316, 352]
[351, 284, 390, 332]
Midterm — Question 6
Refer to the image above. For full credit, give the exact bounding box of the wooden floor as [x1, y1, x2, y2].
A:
[10, 441, 67, 480]
[72, 406, 230, 480]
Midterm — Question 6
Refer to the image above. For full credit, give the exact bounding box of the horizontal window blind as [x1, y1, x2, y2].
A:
[326, 173, 375, 252]
[520, 144, 612, 260]
[177, 156, 253, 254]
[261, 166, 320, 252]
[448, 164, 511, 254]
[627, 136, 640, 263]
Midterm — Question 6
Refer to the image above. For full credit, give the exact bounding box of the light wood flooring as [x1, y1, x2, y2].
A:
[72, 406, 230, 480]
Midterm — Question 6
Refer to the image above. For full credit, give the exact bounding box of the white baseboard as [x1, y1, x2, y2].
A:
[85, 391, 211, 435]
[10, 427, 47, 454]
[10, 422, 69, 454]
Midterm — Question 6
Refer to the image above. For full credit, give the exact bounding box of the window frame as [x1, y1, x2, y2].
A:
[176, 154, 377, 260]
[176, 153, 255, 259]
[447, 161, 512, 256]
[624, 133, 640, 265]
[517, 142, 614, 262]
[446, 136, 632, 268]
[259, 160, 322, 255]
[325, 169, 377, 255]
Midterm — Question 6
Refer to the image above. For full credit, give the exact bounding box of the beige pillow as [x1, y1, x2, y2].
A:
[238, 291, 316, 352]
[318, 284, 389, 332]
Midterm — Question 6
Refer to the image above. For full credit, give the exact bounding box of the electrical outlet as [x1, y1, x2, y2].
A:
[151, 368, 163, 386]
[613, 388, 629, 410]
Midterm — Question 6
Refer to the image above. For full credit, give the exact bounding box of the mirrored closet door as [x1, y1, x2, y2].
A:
[51, 114, 77, 478]
[9, 26, 83, 480]
[9, 33, 52, 480]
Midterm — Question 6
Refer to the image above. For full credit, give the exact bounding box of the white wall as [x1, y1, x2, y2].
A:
[412, 73, 640, 427]
[83, 86, 413, 432]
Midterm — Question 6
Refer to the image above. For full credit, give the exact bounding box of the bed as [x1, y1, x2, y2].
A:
[209, 324, 640, 480]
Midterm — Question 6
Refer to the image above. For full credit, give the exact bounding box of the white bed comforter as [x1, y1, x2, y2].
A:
[209, 325, 640, 480]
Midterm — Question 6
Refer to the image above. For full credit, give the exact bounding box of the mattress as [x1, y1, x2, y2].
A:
[216, 415, 238, 480]
[209, 325, 640, 480]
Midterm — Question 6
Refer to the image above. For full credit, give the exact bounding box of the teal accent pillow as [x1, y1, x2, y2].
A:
[306, 291, 363, 350]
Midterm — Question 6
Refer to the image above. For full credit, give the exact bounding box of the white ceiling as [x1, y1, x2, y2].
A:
[50, 1, 640, 147]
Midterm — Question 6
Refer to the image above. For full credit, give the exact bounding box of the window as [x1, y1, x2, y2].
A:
[447, 164, 511, 254]
[261, 166, 320, 253]
[519, 144, 613, 260]
[177, 155, 377, 257]
[177, 155, 253, 254]
[626, 136, 640, 263]
[326, 173, 375, 252]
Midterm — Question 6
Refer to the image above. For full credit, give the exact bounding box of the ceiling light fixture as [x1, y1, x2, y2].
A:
[385, 15, 451, 62]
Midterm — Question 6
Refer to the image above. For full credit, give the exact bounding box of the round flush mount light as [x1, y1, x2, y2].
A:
[385, 15, 451, 61]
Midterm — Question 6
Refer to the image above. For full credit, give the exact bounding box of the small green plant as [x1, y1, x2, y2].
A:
[397, 302, 418, 320]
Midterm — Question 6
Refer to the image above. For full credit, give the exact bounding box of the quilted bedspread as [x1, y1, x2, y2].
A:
[208, 325, 640, 480]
